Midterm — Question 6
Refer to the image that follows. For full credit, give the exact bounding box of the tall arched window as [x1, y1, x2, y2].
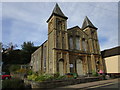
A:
[58, 21, 62, 30]
[76, 37, 80, 50]
[56, 19, 62, 30]
[69, 37, 73, 49]
[82, 39, 86, 51]
[43, 46, 46, 72]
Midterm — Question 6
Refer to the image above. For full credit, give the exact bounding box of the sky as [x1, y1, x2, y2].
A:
[1, 2, 118, 51]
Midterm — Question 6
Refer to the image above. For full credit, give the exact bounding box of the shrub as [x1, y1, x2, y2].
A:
[27, 73, 72, 82]
[16, 68, 27, 73]
[2, 78, 25, 89]
[66, 73, 78, 79]
[27, 70, 34, 75]
[9, 65, 20, 72]
[55, 75, 67, 80]
[35, 74, 54, 82]
[54, 72, 60, 78]
[27, 74, 38, 81]
[92, 71, 98, 76]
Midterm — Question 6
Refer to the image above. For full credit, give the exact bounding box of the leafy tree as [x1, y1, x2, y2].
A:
[2, 43, 20, 65]
[21, 42, 34, 51]
[3, 49, 21, 64]
[20, 41, 39, 64]
[9, 65, 20, 72]
[2, 42, 17, 52]
[2, 42, 39, 72]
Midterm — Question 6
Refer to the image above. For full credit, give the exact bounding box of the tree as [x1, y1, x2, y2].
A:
[2, 43, 19, 64]
[21, 42, 34, 51]
[2, 42, 17, 52]
[3, 49, 21, 64]
[20, 41, 39, 64]
[9, 65, 20, 72]
[2, 41, 39, 72]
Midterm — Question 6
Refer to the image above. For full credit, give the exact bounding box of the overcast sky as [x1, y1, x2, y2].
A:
[1, 2, 118, 51]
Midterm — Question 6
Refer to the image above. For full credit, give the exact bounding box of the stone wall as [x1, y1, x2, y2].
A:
[24, 77, 101, 89]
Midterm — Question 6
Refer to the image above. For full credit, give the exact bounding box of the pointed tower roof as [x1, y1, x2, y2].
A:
[47, 3, 68, 22]
[82, 16, 97, 29]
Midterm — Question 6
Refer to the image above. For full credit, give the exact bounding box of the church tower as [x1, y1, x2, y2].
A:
[82, 16, 100, 54]
[47, 3, 69, 74]
[82, 16, 104, 73]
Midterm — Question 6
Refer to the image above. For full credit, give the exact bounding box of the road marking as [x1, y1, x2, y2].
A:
[88, 82, 116, 89]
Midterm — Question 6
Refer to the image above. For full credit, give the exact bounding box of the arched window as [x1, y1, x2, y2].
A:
[58, 21, 62, 30]
[58, 59, 64, 75]
[56, 19, 62, 30]
[82, 39, 86, 51]
[48, 22, 53, 33]
[76, 36, 80, 50]
[43, 46, 47, 72]
[69, 37, 73, 49]
[76, 59, 83, 75]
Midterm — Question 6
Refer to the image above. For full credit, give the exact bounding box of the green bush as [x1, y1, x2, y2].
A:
[16, 68, 27, 74]
[92, 71, 98, 76]
[2, 78, 25, 89]
[9, 65, 20, 72]
[27, 74, 38, 81]
[55, 75, 67, 80]
[27, 70, 34, 75]
[27, 74, 69, 82]
[35, 74, 54, 82]
[27, 72, 77, 82]
[54, 72, 60, 78]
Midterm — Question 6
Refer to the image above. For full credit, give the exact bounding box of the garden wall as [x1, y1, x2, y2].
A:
[24, 77, 102, 88]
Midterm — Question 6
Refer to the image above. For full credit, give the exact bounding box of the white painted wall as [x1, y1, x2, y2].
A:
[105, 55, 120, 73]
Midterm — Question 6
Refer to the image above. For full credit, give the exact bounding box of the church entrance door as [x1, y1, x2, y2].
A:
[76, 59, 84, 76]
[59, 60, 64, 76]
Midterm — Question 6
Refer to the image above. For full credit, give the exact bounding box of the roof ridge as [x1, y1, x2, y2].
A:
[47, 3, 68, 22]
[82, 16, 97, 29]
[67, 26, 80, 30]
[52, 3, 65, 17]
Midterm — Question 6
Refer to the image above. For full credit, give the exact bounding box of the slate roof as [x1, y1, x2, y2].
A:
[67, 26, 88, 36]
[82, 16, 97, 29]
[101, 46, 120, 58]
[47, 3, 68, 22]
[67, 26, 80, 31]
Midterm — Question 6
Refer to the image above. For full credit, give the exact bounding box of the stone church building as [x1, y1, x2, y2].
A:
[30, 3, 104, 76]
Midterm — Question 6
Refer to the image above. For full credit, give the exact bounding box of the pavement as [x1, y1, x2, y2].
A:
[88, 82, 120, 89]
[52, 78, 120, 90]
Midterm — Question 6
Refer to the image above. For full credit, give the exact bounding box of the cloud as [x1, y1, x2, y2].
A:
[2, 17, 48, 47]
[2, 2, 118, 50]
[60, 2, 118, 50]
[90, 3, 118, 50]
[2, 3, 49, 27]
[2, 2, 52, 47]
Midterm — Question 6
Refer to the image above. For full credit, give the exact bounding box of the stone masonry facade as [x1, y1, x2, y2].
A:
[30, 3, 104, 76]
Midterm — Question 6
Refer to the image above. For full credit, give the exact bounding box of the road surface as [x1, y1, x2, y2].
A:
[54, 78, 120, 90]
[86, 82, 120, 89]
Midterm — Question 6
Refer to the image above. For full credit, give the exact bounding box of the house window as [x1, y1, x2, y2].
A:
[56, 19, 62, 30]
[36, 60, 39, 71]
[43, 46, 46, 72]
[69, 37, 73, 49]
[58, 21, 62, 30]
[76, 37, 80, 50]
[82, 39, 86, 51]
[62, 36, 66, 49]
